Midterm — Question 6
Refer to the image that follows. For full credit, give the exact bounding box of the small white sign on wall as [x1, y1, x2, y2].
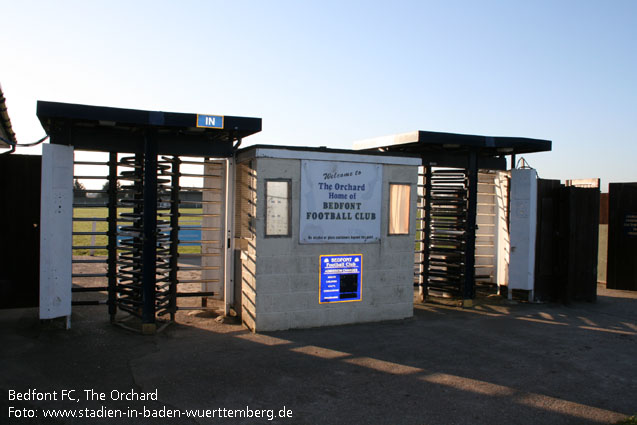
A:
[300, 160, 382, 244]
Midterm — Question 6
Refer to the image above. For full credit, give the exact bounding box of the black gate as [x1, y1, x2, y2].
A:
[607, 183, 637, 291]
[0, 154, 41, 308]
[418, 168, 469, 298]
[534, 179, 562, 300]
[71, 152, 226, 328]
[534, 179, 599, 302]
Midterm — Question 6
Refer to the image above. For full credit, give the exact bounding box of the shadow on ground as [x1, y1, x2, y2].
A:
[1, 285, 636, 425]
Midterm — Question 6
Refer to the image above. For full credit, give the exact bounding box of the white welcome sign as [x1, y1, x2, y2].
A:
[300, 160, 382, 244]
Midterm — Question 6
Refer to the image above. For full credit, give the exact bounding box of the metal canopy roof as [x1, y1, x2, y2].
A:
[37, 101, 262, 156]
[354, 130, 552, 170]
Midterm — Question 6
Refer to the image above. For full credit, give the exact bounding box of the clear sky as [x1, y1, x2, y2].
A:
[2, 0, 636, 190]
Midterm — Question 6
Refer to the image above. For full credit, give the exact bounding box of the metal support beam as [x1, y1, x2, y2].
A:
[464, 151, 478, 303]
[169, 156, 180, 321]
[224, 157, 236, 316]
[107, 152, 118, 322]
[142, 135, 157, 328]
[422, 166, 432, 298]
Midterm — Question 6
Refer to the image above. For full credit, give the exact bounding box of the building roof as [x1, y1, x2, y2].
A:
[0, 84, 17, 148]
[237, 144, 422, 166]
[37, 101, 262, 156]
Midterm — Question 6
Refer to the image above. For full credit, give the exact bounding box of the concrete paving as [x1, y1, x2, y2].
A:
[1, 285, 636, 425]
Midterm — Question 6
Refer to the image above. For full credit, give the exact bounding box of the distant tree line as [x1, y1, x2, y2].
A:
[73, 179, 86, 198]
[72, 180, 202, 206]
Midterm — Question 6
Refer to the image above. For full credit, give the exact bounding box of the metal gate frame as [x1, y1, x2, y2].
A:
[37, 101, 261, 331]
[70, 151, 237, 331]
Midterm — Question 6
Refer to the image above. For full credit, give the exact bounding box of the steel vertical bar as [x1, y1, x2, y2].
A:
[107, 152, 117, 321]
[168, 156, 180, 321]
[464, 151, 478, 301]
[224, 157, 235, 316]
[133, 153, 144, 217]
[422, 166, 432, 297]
[142, 135, 157, 325]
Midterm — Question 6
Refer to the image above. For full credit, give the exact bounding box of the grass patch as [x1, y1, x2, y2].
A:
[616, 417, 637, 425]
[73, 207, 205, 255]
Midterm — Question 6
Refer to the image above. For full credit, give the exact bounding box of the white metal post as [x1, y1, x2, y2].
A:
[224, 157, 236, 316]
[508, 168, 538, 301]
[40, 144, 74, 327]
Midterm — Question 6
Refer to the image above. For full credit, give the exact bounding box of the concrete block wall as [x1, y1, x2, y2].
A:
[238, 157, 417, 332]
[495, 171, 510, 289]
[235, 162, 258, 330]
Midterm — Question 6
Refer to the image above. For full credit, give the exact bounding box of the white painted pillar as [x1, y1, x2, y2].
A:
[40, 144, 74, 327]
[508, 168, 538, 301]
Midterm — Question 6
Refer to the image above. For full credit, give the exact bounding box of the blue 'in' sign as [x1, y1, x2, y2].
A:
[196, 114, 224, 129]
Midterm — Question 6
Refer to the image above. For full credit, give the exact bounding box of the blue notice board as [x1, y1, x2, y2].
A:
[196, 114, 224, 129]
[319, 254, 362, 303]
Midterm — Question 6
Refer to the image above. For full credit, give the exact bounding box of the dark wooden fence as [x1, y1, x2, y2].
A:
[535, 180, 599, 302]
[607, 183, 637, 291]
[0, 154, 41, 308]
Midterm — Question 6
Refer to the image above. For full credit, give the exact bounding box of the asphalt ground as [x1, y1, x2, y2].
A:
[1, 285, 636, 425]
